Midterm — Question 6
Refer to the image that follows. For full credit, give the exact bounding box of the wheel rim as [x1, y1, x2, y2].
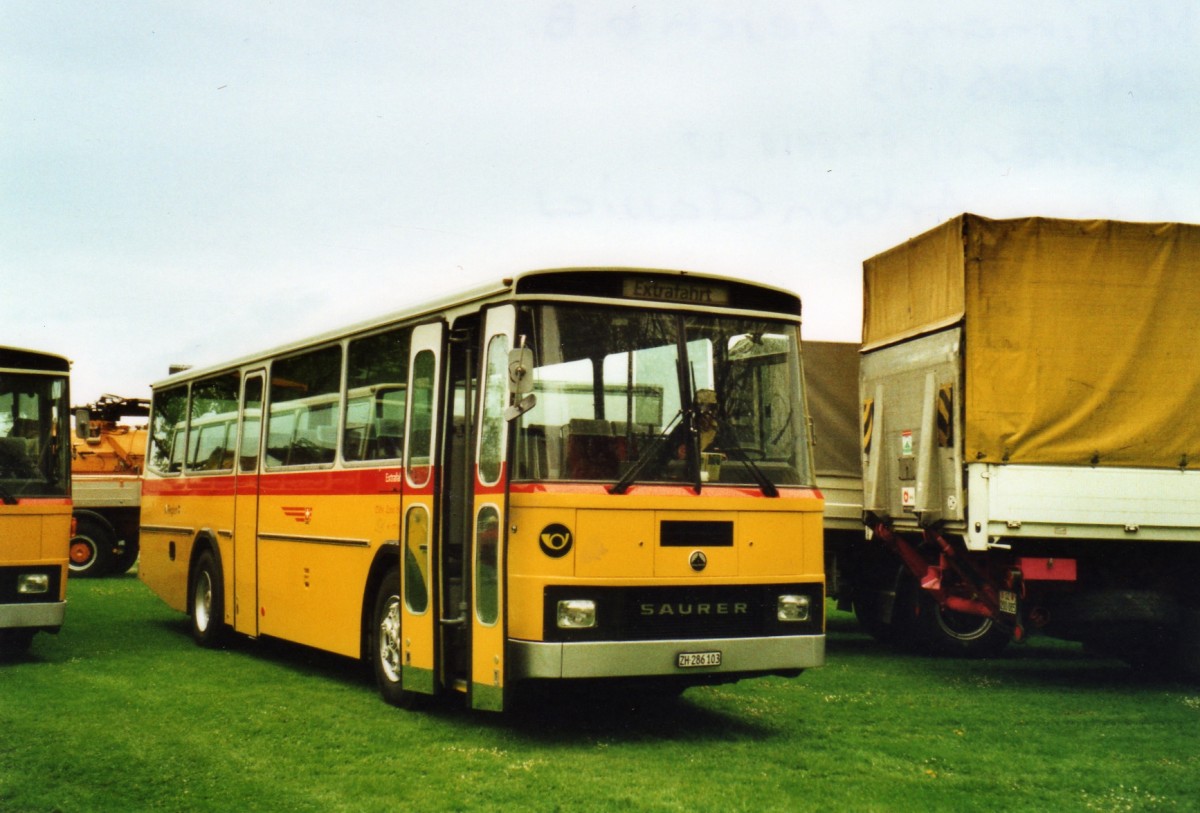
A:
[194, 570, 213, 633]
[69, 536, 98, 570]
[378, 595, 402, 683]
[935, 607, 995, 642]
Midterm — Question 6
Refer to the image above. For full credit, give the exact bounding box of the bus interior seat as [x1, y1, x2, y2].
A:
[565, 419, 619, 480]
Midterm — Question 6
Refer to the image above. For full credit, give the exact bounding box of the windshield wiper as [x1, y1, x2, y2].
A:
[0, 483, 17, 505]
[609, 410, 684, 495]
[712, 427, 779, 498]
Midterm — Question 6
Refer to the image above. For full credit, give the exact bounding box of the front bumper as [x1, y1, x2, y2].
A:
[510, 633, 825, 680]
[0, 601, 66, 632]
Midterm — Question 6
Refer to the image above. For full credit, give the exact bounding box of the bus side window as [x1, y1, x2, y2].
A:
[148, 385, 189, 475]
[239, 376, 263, 472]
[345, 326, 411, 463]
[269, 345, 342, 468]
[186, 372, 240, 474]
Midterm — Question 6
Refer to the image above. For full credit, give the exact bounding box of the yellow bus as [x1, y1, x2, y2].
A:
[0, 346, 72, 658]
[139, 268, 825, 710]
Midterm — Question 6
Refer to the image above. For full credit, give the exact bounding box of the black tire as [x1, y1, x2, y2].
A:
[69, 515, 115, 578]
[911, 585, 1010, 658]
[0, 629, 36, 659]
[371, 566, 419, 708]
[853, 598, 900, 645]
[847, 547, 922, 648]
[110, 538, 140, 575]
[852, 572, 910, 646]
[190, 549, 227, 647]
[1175, 608, 1200, 680]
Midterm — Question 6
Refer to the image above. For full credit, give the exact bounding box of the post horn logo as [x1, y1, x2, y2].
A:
[539, 523, 573, 558]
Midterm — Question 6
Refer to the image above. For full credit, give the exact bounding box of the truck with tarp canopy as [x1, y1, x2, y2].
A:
[855, 213, 1200, 673]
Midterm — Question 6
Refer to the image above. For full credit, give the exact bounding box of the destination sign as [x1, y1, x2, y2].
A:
[623, 277, 730, 306]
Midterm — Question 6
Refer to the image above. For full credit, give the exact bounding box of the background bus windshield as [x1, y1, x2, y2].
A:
[0, 374, 69, 499]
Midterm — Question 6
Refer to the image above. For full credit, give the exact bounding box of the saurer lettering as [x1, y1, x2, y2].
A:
[639, 602, 749, 616]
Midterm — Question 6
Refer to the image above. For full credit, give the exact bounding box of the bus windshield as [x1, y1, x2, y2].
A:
[512, 304, 812, 489]
[0, 372, 70, 500]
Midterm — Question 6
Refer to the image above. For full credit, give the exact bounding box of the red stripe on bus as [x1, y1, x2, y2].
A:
[473, 462, 508, 496]
[142, 467, 412, 498]
[141, 471, 815, 500]
[508, 482, 820, 499]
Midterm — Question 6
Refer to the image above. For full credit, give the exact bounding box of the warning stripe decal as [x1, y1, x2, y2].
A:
[862, 398, 874, 455]
[937, 384, 953, 447]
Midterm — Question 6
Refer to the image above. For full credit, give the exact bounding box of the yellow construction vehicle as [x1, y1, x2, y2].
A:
[70, 395, 148, 577]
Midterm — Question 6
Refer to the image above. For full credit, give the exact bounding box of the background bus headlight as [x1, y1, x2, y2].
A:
[18, 574, 50, 595]
[777, 594, 811, 622]
[557, 599, 596, 629]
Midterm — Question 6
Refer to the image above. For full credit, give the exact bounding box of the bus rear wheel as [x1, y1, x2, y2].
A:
[371, 567, 419, 708]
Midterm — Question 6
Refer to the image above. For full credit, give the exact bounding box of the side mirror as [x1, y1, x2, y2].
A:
[508, 346, 534, 396]
[74, 408, 92, 439]
[504, 344, 536, 421]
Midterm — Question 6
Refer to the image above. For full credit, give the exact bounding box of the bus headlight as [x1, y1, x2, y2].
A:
[777, 594, 811, 622]
[18, 574, 50, 595]
[557, 599, 596, 629]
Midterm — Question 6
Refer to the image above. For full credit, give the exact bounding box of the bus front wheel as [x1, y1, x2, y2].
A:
[190, 550, 227, 647]
[0, 629, 35, 659]
[371, 567, 419, 708]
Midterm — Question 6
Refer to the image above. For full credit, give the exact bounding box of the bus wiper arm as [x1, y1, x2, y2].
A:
[610, 410, 684, 495]
[715, 430, 778, 498]
[0, 483, 16, 505]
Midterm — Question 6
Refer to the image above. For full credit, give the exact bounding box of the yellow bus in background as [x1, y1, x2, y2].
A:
[138, 268, 825, 711]
[0, 346, 72, 658]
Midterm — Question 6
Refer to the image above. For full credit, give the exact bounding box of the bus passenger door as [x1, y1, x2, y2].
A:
[470, 305, 516, 711]
[233, 371, 264, 637]
[399, 322, 444, 696]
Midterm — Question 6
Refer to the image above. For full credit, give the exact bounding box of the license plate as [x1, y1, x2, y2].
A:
[677, 651, 722, 668]
[999, 590, 1018, 615]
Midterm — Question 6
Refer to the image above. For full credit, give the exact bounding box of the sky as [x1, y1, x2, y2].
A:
[5, 2, 1199, 405]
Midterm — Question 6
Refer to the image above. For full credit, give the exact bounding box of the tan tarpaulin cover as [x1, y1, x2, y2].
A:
[864, 213, 1200, 469]
[804, 341, 861, 477]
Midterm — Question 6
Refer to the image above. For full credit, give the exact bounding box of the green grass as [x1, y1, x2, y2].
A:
[3, 576, 1199, 812]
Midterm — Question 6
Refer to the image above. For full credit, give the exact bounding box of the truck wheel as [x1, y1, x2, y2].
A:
[853, 585, 906, 645]
[913, 587, 1010, 658]
[69, 515, 114, 578]
[111, 539, 140, 575]
[847, 549, 916, 647]
[1173, 607, 1200, 680]
[371, 566, 419, 708]
[852, 595, 893, 643]
[190, 550, 227, 647]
